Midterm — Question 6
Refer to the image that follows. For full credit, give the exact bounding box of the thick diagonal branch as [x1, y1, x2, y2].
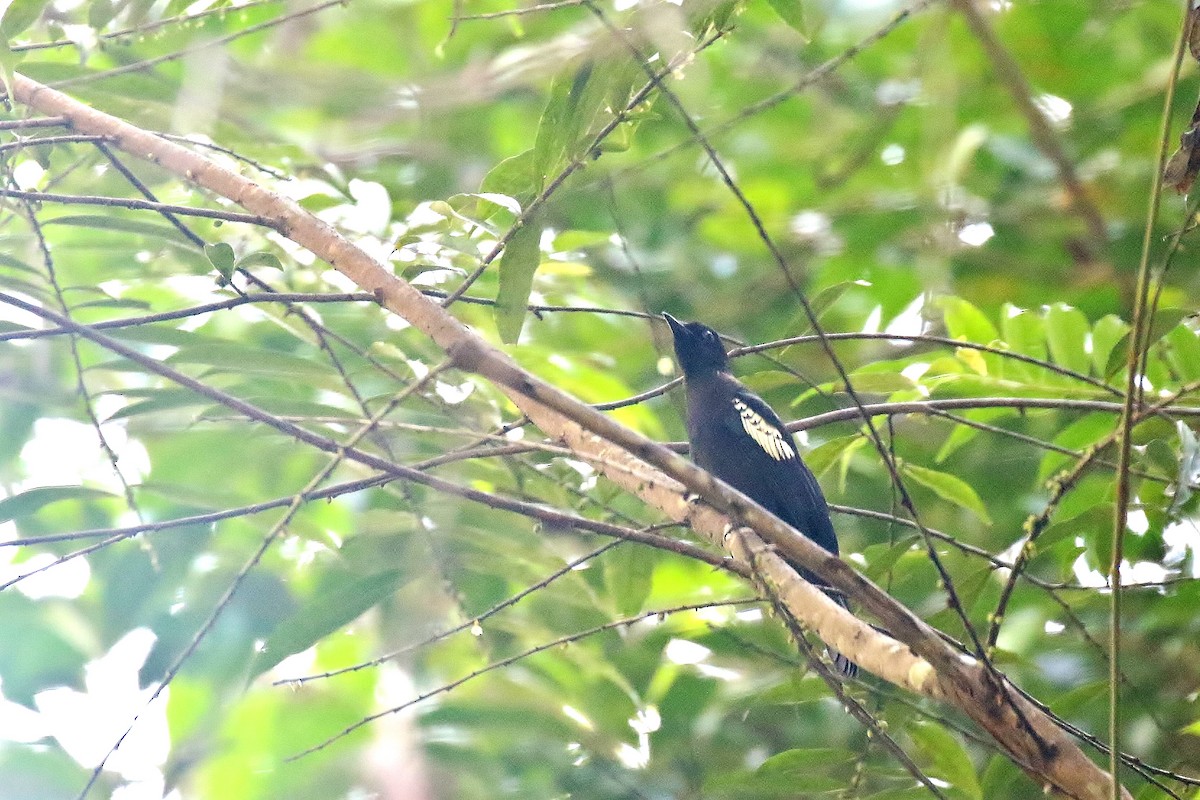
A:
[8, 73, 1128, 800]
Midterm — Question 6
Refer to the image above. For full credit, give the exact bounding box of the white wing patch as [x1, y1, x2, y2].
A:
[734, 398, 796, 461]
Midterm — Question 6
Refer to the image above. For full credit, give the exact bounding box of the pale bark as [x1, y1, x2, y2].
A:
[8, 74, 1130, 800]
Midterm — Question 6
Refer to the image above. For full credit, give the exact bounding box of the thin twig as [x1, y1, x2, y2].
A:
[0, 187, 274, 226]
[285, 599, 758, 760]
[48, 1, 346, 88]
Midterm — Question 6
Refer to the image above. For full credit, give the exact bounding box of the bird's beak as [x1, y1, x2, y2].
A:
[662, 312, 684, 338]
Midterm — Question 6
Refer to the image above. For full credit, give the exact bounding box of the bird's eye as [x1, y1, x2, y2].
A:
[703, 330, 716, 342]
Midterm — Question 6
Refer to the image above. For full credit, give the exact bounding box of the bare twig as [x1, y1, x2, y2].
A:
[285, 599, 758, 759]
[0, 187, 273, 226]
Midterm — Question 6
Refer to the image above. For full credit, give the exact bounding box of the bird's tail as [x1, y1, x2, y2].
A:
[825, 590, 858, 679]
[828, 647, 858, 678]
[784, 561, 859, 678]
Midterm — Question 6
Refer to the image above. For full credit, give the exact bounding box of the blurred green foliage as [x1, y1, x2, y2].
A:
[1, 0, 1199, 798]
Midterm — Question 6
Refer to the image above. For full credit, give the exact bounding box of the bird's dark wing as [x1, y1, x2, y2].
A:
[729, 388, 840, 556]
[715, 385, 857, 677]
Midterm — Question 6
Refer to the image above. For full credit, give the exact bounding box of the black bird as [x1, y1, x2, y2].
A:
[663, 313, 856, 677]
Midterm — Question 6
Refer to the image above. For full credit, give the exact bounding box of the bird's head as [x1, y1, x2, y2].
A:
[663, 313, 730, 376]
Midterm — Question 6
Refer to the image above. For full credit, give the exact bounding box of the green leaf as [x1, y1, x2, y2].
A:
[209, 396, 361, 421]
[1090, 314, 1129, 377]
[251, 569, 407, 678]
[1085, 516, 1114, 574]
[297, 193, 345, 213]
[1141, 437, 1177, 480]
[493, 217, 543, 344]
[757, 747, 853, 776]
[0, 485, 116, 523]
[706, 768, 845, 795]
[939, 296, 998, 343]
[908, 720, 982, 800]
[0, 39, 20, 103]
[607, 543, 653, 617]
[861, 535, 921, 582]
[43, 214, 184, 239]
[1052, 411, 1113, 451]
[167, 342, 335, 379]
[694, 0, 740, 36]
[1103, 309, 1189, 378]
[979, 754, 1024, 799]
[0, 250, 38, 274]
[1163, 323, 1200, 382]
[1038, 505, 1113, 553]
[935, 408, 1010, 463]
[87, 0, 117, 30]
[0, 0, 47, 39]
[70, 297, 151, 312]
[205, 242, 236, 283]
[901, 462, 992, 525]
[104, 389, 207, 421]
[842, 371, 915, 394]
[803, 434, 862, 479]
[533, 61, 603, 183]
[480, 149, 538, 203]
[235, 251, 284, 272]
[1036, 412, 1108, 482]
[0, 594, 87, 705]
[765, 0, 808, 37]
[746, 369, 804, 397]
[1043, 302, 1090, 376]
[105, 325, 215, 347]
[860, 788, 948, 800]
[450, 192, 521, 226]
[553, 229, 612, 250]
[784, 281, 862, 337]
[999, 303, 1045, 360]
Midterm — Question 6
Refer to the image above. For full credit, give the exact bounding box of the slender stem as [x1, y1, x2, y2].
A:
[1109, 3, 1190, 793]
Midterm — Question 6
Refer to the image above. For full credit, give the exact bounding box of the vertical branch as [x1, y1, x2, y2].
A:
[1111, 2, 1191, 794]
